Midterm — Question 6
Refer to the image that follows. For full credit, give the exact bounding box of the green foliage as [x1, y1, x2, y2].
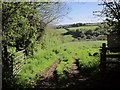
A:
[102, 1, 120, 32]
[2, 2, 42, 88]
[40, 28, 63, 50]
[2, 2, 69, 88]
[57, 24, 108, 41]
[15, 48, 57, 88]
[13, 27, 106, 88]
[12, 23, 106, 87]
[2, 2, 40, 53]
[55, 41, 105, 78]
[94, 1, 120, 34]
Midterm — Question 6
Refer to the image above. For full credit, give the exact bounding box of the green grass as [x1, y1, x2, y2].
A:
[67, 25, 98, 31]
[40, 28, 63, 50]
[16, 48, 58, 88]
[15, 27, 107, 88]
[55, 41, 107, 79]
[15, 28, 63, 87]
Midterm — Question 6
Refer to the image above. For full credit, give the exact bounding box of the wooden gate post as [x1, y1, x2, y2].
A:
[100, 43, 106, 73]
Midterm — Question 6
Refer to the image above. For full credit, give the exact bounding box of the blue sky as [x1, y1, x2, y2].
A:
[56, 2, 104, 25]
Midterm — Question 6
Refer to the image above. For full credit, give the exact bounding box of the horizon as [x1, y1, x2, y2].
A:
[55, 22, 103, 26]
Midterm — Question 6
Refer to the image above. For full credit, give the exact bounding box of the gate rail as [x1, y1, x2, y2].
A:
[100, 43, 120, 72]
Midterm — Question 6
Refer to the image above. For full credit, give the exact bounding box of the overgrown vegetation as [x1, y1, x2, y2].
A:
[2, 1, 120, 89]
[2, 2, 68, 88]
[14, 27, 106, 88]
[2, 2, 41, 88]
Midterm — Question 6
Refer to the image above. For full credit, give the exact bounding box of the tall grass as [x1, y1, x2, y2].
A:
[55, 41, 106, 79]
[15, 28, 63, 88]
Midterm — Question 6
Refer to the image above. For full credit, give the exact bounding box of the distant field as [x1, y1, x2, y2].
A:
[59, 41, 107, 48]
[68, 25, 98, 31]
[56, 25, 98, 32]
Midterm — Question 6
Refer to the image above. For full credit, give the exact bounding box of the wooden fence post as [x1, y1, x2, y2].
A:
[100, 43, 106, 73]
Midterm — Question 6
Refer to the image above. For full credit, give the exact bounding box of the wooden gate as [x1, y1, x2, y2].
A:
[13, 49, 25, 76]
[100, 43, 120, 73]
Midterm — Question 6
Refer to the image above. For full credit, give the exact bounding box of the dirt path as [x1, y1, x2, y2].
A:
[35, 58, 89, 88]
[35, 58, 120, 89]
[60, 58, 88, 88]
[35, 59, 61, 88]
[69, 59, 85, 79]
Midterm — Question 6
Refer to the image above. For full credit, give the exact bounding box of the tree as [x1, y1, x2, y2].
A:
[96, 0, 120, 33]
[36, 2, 69, 26]
[33, 2, 69, 42]
[2, 2, 43, 88]
[2, 2, 40, 56]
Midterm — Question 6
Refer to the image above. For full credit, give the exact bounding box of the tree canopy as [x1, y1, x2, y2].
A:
[99, 0, 120, 33]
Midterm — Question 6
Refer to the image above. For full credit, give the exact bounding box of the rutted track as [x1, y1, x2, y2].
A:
[35, 58, 89, 88]
[60, 58, 89, 88]
[35, 59, 61, 88]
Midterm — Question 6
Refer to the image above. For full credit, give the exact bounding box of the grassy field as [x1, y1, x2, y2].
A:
[67, 25, 98, 31]
[15, 26, 106, 88]
[56, 41, 106, 79]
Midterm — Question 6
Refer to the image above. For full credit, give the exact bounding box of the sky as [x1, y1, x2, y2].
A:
[56, 2, 104, 25]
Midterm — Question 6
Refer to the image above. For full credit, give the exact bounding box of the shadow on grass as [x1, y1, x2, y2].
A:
[2, 61, 120, 89]
[33, 59, 120, 89]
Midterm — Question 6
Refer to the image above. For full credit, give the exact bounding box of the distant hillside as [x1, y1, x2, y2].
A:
[56, 22, 103, 29]
[56, 22, 108, 41]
